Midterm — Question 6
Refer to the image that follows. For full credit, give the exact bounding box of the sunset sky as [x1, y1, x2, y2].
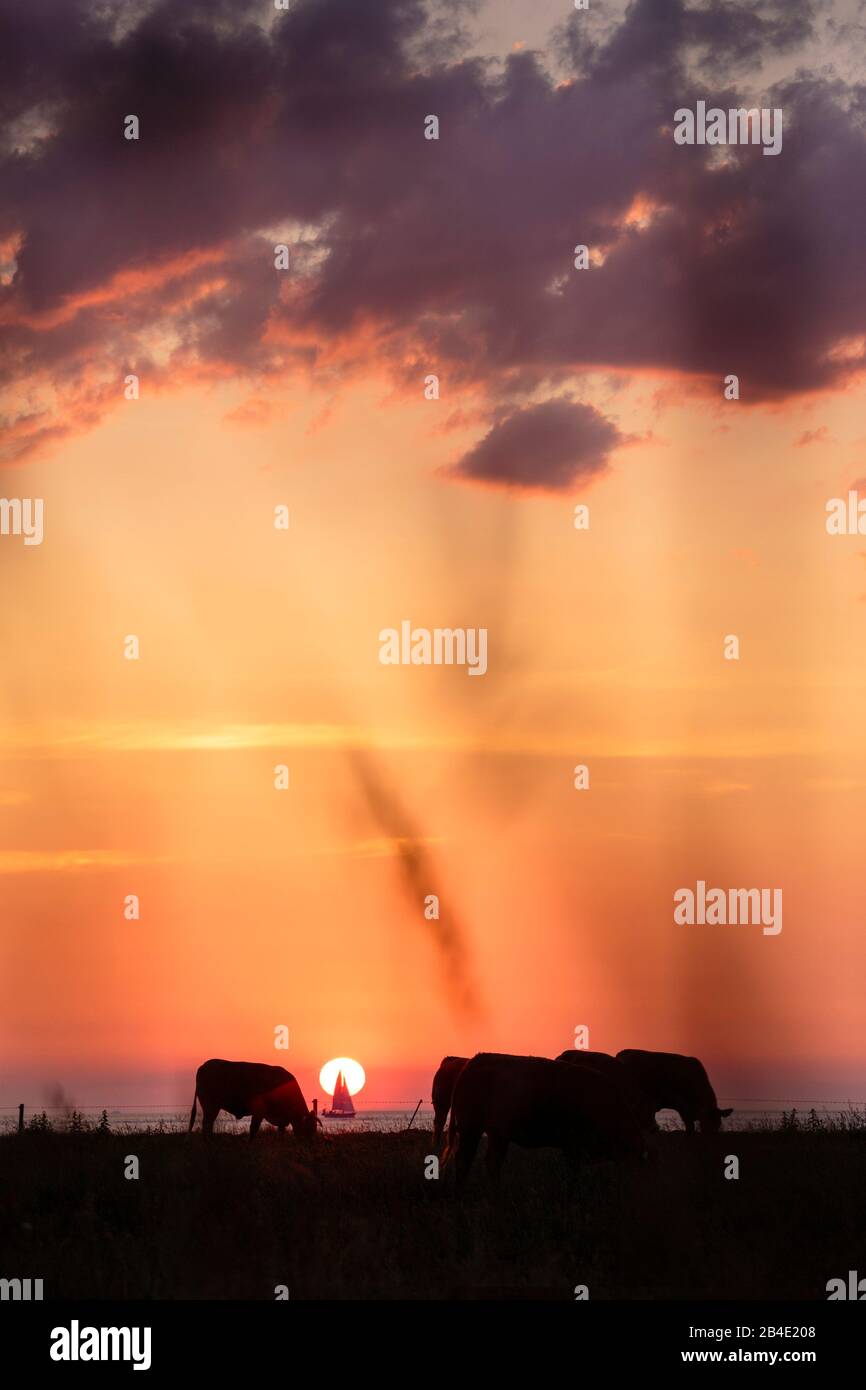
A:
[3, 0, 866, 1112]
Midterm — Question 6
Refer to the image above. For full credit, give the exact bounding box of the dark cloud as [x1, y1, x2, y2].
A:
[452, 399, 622, 491]
[686, 0, 815, 75]
[1, 0, 864, 470]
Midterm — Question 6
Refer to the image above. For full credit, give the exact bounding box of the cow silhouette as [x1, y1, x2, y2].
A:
[189, 1059, 319, 1138]
[615, 1049, 733, 1134]
[555, 1048, 658, 1132]
[431, 1056, 468, 1148]
[443, 1052, 647, 1189]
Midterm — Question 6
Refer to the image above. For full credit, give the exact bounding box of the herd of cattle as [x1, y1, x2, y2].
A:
[434, 1050, 731, 1186]
[190, 1049, 732, 1186]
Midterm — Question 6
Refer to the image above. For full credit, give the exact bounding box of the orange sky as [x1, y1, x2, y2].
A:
[3, 369, 866, 1107]
[4, 0, 866, 1112]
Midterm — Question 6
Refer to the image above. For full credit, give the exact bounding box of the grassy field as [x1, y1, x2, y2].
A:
[2, 1125, 864, 1299]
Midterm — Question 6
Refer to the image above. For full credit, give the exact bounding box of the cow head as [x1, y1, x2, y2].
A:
[295, 1109, 321, 1139]
[702, 1106, 734, 1132]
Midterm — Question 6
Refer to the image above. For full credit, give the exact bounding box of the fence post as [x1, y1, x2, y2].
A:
[18, 1103, 24, 1133]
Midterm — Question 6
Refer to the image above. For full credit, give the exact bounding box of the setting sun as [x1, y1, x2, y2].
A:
[320, 1058, 366, 1098]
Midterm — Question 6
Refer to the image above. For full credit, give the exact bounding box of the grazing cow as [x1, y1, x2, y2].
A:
[443, 1052, 647, 1189]
[432, 1056, 468, 1148]
[555, 1049, 658, 1132]
[189, 1059, 319, 1139]
[615, 1049, 733, 1134]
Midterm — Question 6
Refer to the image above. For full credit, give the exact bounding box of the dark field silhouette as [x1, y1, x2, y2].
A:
[2, 1125, 864, 1300]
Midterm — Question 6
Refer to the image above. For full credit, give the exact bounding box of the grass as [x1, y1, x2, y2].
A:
[2, 1125, 864, 1299]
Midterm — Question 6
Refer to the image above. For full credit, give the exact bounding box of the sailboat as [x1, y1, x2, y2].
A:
[322, 1070, 356, 1118]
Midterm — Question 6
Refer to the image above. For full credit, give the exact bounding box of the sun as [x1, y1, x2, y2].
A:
[320, 1057, 366, 1097]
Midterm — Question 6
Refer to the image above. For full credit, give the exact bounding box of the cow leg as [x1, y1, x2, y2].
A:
[485, 1134, 508, 1187]
[433, 1104, 447, 1150]
[249, 1114, 263, 1140]
[277, 1124, 286, 1137]
[201, 1107, 218, 1137]
[455, 1128, 481, 1193]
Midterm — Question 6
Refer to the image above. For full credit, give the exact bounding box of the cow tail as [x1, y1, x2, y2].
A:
[188, 1090, 198, 1132]
[440, 1107, 459, 1169]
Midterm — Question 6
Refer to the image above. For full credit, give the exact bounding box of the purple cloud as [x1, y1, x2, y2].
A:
[1, 0, 864, 466]
[452, 399, 623, 491]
